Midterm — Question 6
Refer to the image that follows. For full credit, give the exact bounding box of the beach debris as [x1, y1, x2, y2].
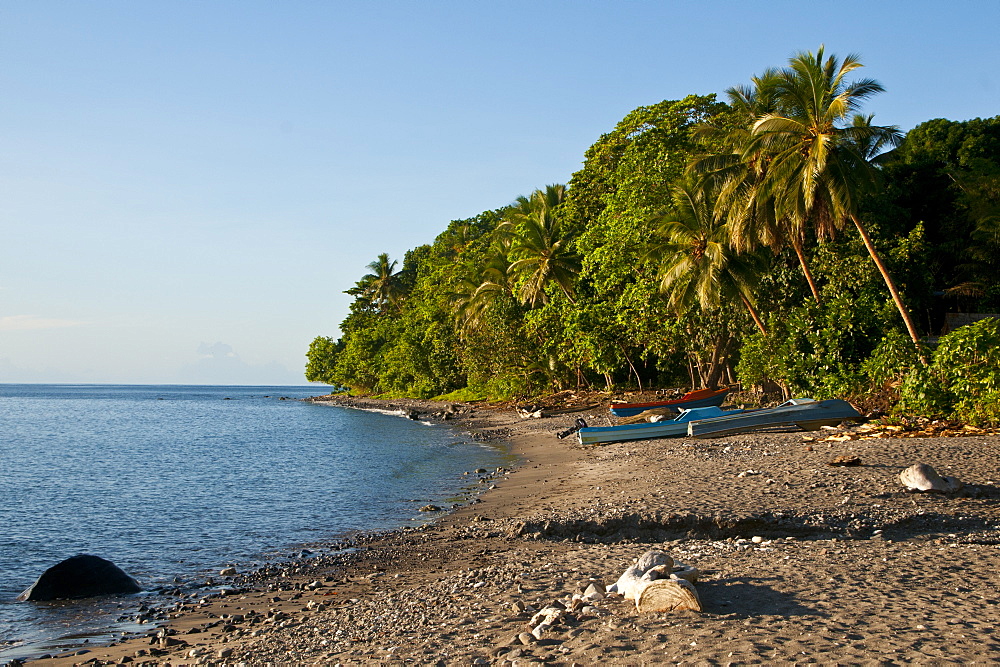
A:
[615, 407, 682, 425]
[529, 606, 565, 639]
[900, 463, 963, 493]
[516, 405, 544, 419]
[607, 549, 702, 613]
[828, 455, 862, 466]
[556, 417, 589, 439]
[17, 554, 142, 601]
[814, 419, 1000, 441]
[418, 504, 443, 512]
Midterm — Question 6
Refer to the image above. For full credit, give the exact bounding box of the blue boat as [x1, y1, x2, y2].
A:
[687, 398, 860, 438]
[578, 406, 745, 445]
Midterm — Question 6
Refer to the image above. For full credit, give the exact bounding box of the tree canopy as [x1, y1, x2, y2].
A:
[305, 48, 1000, 423]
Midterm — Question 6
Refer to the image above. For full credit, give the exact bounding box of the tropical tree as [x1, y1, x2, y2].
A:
[501, 184, 580, 307]
[747, 47, 921, 349]
[647, 179, 768, 335]
[449, 250, 515, 339]
[347, 253, 405, 314]
[694, 70, 824, 302]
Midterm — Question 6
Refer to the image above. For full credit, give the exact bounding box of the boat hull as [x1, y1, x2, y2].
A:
[687, 399, 860, 438]
[609, 388, 730, 418]
[578, 406, 743, 445]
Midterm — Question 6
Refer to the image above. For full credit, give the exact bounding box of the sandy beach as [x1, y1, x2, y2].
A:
[20, 394, 1000, 665]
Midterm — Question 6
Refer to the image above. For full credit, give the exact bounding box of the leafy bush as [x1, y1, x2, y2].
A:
[736, 293, 896, 398]
[899, 317, 1000, 424]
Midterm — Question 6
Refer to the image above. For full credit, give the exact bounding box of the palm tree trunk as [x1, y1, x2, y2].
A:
[705, 333, 731, 390]
[739, 293, 768, 335]
[850, 215, 927, 362]
[792, 237, 822, 303]
[618, 343, 643, 392]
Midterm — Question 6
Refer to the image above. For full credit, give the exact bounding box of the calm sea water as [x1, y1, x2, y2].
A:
[0, 384, 512, 659]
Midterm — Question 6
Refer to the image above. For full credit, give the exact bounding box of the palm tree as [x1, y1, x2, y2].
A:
[350, 253, 404, 314]
[693, 70, 824, 302]
[747, 47, 922, 349]
[449, 251, 514, 339]
[646, 179, 768, 335]
[501, 185, 580, 307]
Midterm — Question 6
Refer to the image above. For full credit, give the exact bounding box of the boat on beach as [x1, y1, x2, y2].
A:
[687, 398, 861, 438]
[578, 405, 745, 445]
[609, 387, 731, 418]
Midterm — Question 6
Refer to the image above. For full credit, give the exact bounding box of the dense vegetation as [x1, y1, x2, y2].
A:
[307, 47, 1000, 424]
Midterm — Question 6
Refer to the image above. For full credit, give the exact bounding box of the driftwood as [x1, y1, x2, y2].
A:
[543, 403, 600, 416]
[635, 578, 701, 614]
[900, 463, 963, 493]
[615, 408, 680, 425]
[608, 549, 702, 613]
[519, 404, 600, 420]
[516, 407, 544, 419]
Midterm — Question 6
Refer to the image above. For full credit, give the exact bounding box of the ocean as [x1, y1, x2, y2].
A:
[0, 384, 512, 660]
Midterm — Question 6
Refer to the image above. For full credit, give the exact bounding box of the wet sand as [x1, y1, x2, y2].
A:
[22, 396, 1000, 665]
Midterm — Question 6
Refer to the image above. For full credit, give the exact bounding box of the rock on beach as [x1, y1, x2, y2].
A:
[17, 554, 141, 601]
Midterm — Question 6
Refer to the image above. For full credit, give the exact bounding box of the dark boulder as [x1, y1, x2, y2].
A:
[17, 554, 142, 601]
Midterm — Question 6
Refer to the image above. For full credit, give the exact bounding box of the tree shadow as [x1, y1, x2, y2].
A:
[697, 576, 823, 618]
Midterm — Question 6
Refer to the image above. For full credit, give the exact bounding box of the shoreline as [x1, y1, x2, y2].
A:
[19, 397, 1000, 665]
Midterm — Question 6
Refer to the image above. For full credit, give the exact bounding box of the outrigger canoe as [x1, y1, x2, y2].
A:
[609, 387, 730, 418]
[578, 406, 744, 445]
[687, 398, 860, 438]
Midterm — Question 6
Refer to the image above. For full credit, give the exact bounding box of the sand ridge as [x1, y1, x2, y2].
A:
[21, 397, 1000, 665]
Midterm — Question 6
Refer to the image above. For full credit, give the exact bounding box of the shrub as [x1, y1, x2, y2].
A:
[898, 317, 1000, 424]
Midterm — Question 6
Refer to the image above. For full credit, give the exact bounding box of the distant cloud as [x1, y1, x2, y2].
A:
[197, 341, 239, 359]
[177, 341, 306, 385]
[0, 314, 85, 331]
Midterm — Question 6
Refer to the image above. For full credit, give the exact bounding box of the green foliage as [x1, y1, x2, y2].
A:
[899, 318, 1000, 424]
[502, 184, 580, 307]
[304, 63, 999, 410]
[458, 294, 537, 398]
[304, 336, 342, 385]
[432, 386, 489, 402]
[573, 94, 731, 295]
[859, 331, 919, 389]
[737, 295, 880, 396]
[879, 115, 1000, 313]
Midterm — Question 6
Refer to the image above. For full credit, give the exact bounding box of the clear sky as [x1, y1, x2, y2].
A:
[1, 1, 997, 385]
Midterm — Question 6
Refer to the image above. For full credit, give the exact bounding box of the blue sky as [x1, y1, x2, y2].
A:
[1, 1, 997, 384]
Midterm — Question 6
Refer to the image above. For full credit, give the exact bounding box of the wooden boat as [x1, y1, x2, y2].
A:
[687, 398, 860, 438]
[609, 387, 731, 418]
[578, 406, 744, 445]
